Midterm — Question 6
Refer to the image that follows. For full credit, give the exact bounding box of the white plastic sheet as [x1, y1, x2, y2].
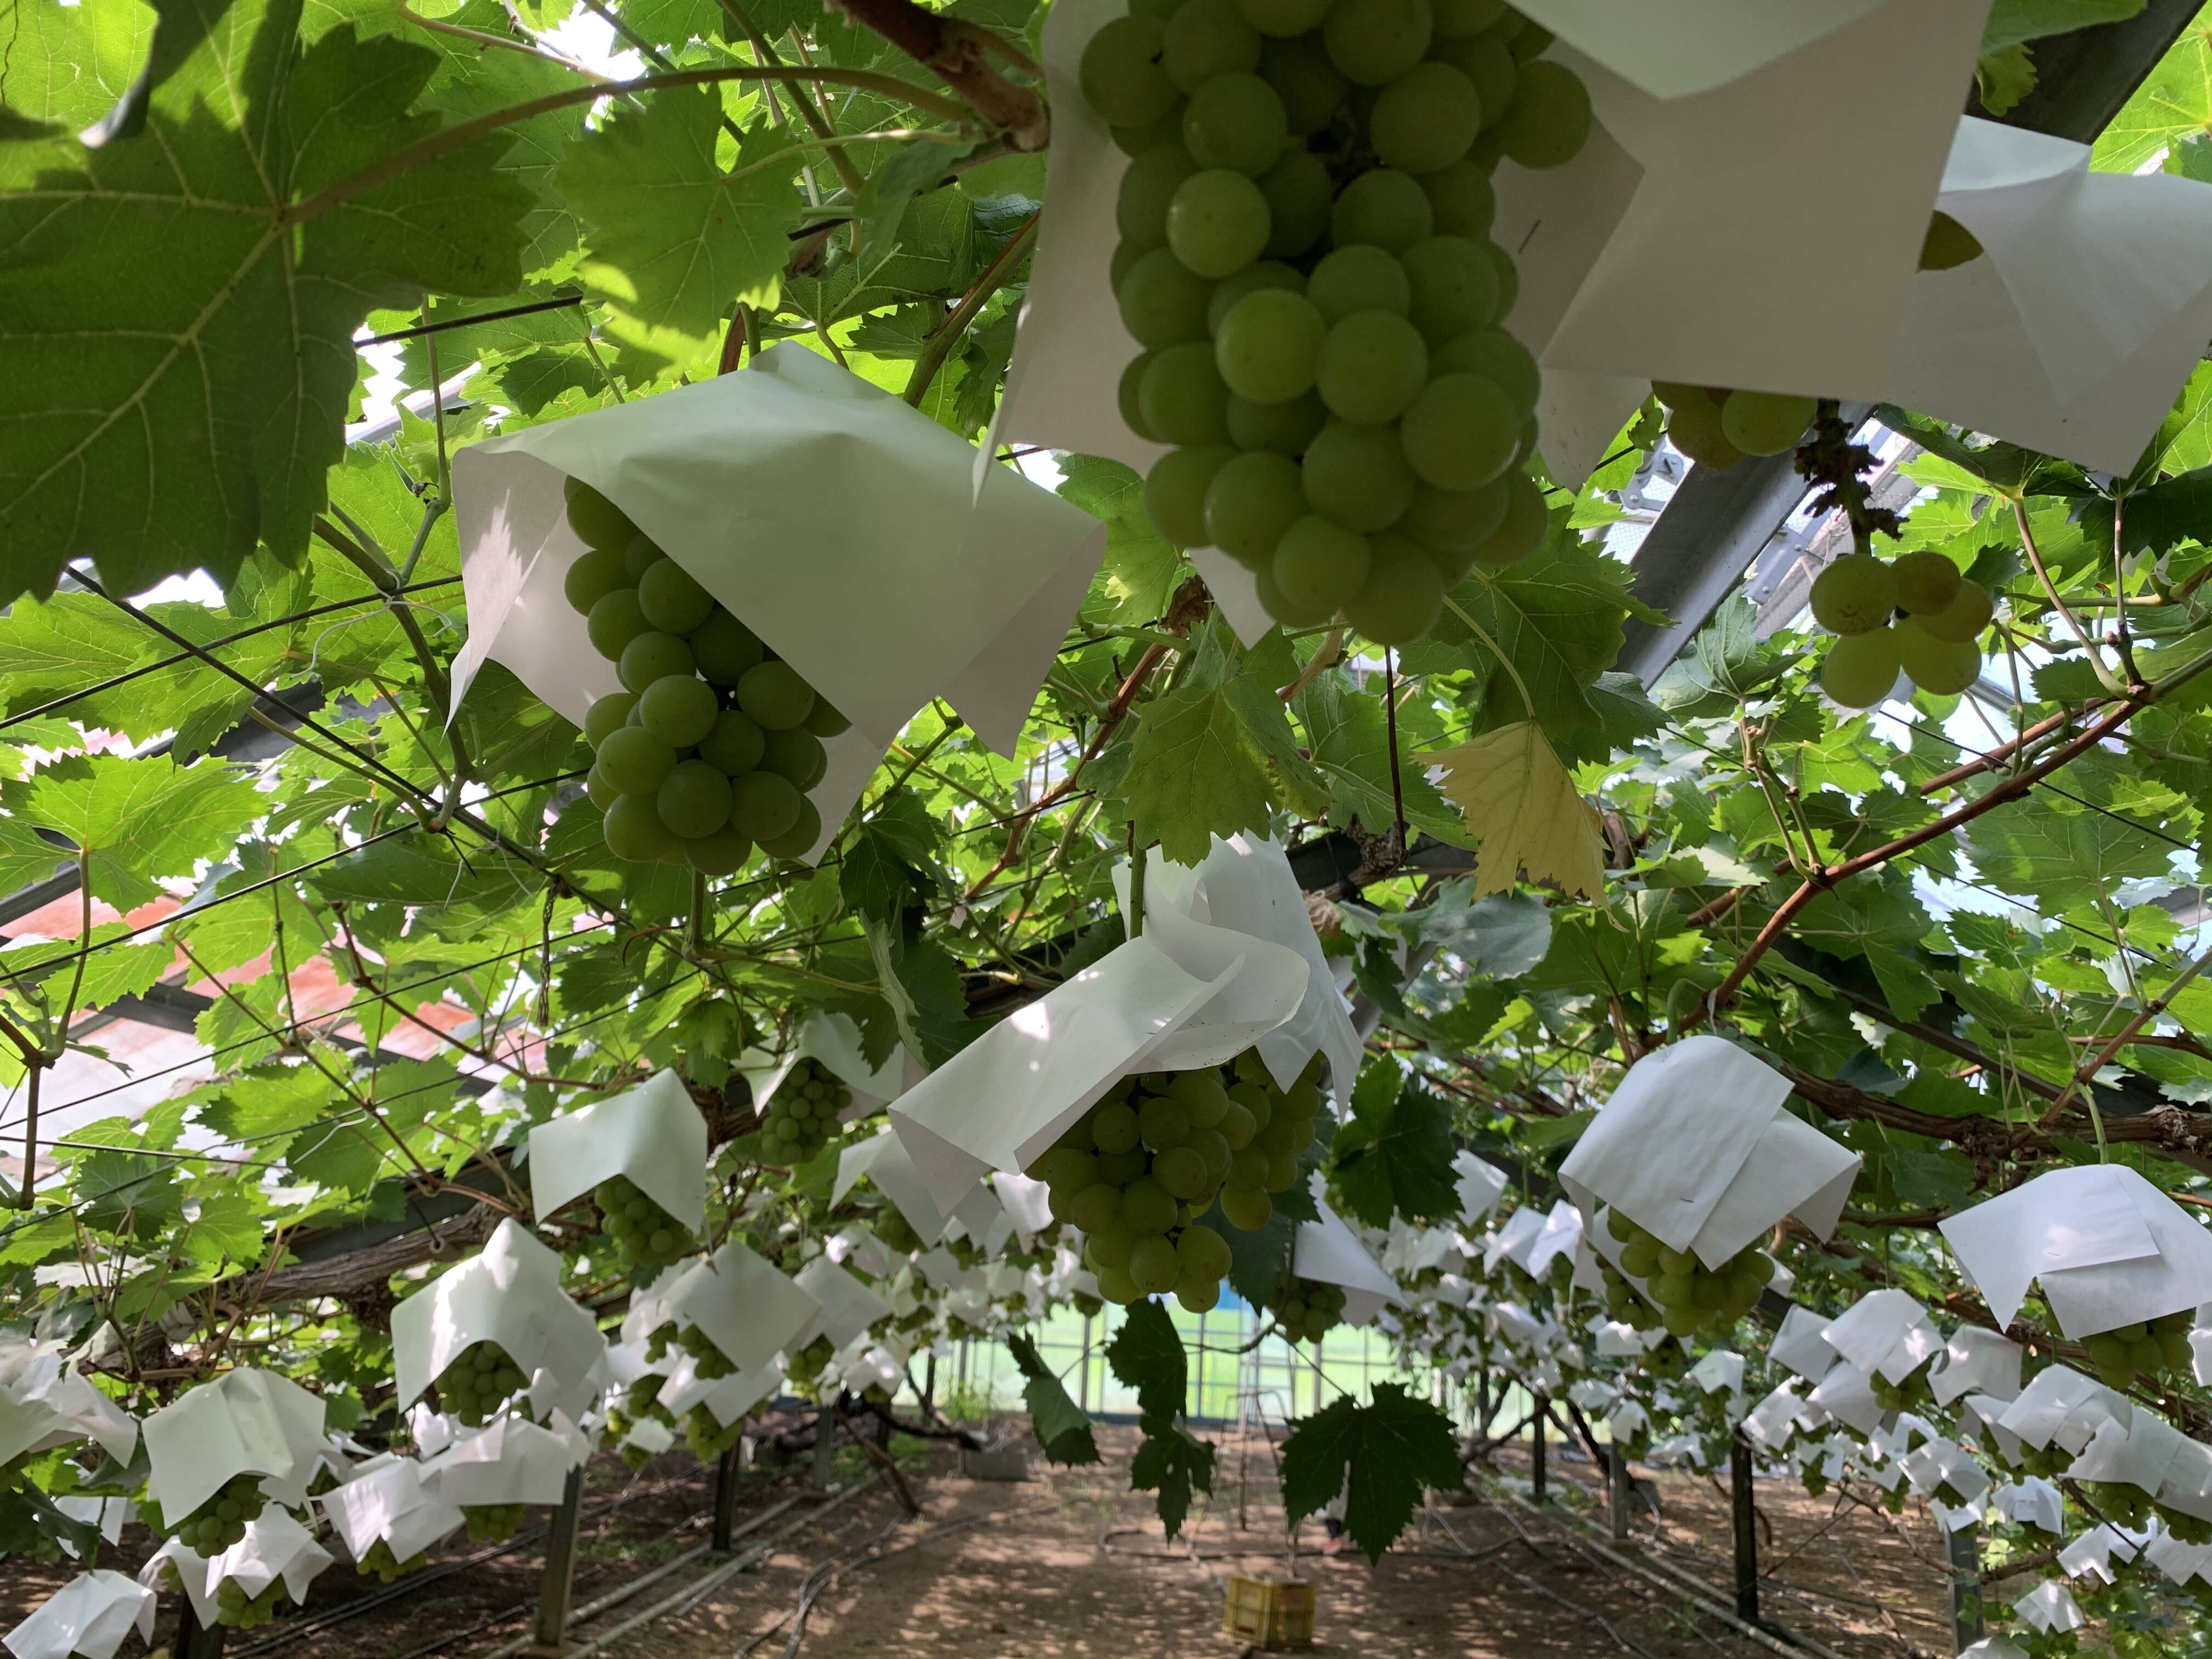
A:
[3, 1572, 155, 1659]
[527, 1069, 708, 1238]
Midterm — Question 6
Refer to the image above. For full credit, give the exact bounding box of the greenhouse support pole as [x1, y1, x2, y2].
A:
[1610, 1440, 1632, 1542]
[1949, 1522, 1984, 1646]
[178, 1595, 225, 1659]
[712, 1442, 743, 1551]
[1530, 1392, 1548, 1504]
[811, 1406, 838, 1491]
[532, 1464, 586, 1654]
[1731, 1430, 1758, 1623]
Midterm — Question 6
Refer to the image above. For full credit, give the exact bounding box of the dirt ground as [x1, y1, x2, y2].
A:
[9, 1420, 1960, 1659]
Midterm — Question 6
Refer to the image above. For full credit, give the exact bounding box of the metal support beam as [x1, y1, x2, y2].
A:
[531, 1465, 586, 1655]
[1731, 1430, 1759, 1624]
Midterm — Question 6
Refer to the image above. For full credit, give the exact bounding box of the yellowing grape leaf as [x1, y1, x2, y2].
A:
[1424, 721, 1606, 900]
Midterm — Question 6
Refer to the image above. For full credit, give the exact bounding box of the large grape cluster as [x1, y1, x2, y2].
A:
[1265, 1275, 1347, 1343]
[1082, 0, 1588, 644]
[357, 1538, 428, 1583]
[1602, 1208, 1769, 1340]
[462, 1503, 526, 1543]
[171, 1472, 264, 1555]
[759, 1058, 848, 1166]
[1652, 384, 1817, 473]
[213, 1576, 286, 1629]
[1809, 551, 1992, 709]
[435, 1341, 530, 1427]
[595, 1173, 696, 1272]
[565, 478, 848, 871]
[2081, 1312, 2194, 1393]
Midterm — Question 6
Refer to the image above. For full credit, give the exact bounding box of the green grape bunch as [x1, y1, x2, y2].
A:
[1651, 383, 1817, 472]
[1265, 1274, 1348, 1343]
[595, 1172, 696, 1272]
[785, 1333, 838, 1401]
[357, 1538, 428, 1583]
[434, 1340, 532, 1427]
[462, 1502, 526, 1543]
[1602, 1207, 1769, 1339]
[871, 1203, 923, 1255]
[563, 478, 850, 871]
[2078, 1312, 2195, 1393]
[1867, 1364, 1934, 1414]
[1027, 1051, 1325, 1310]
[684, 1404, 746, 1462]
[213, 1575, 287, 1629]
[1082, 0, 1592, 645]
[759, 1057, 849, 1166]
[1808, 550, 1993, 709]
[647, 1318, 740, 1380]
[171, 1471, 266, 1556]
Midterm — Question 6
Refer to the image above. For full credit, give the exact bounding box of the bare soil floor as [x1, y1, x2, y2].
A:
[9, 1423, 1957, 1659]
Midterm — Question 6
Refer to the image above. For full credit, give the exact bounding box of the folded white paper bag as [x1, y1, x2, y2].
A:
[144, 1367, 327, 1521]
[528, 1068, 707, 1239]
[4, 1572, 155, 1659]
[391, 1218, 608, 1424]
[664, 1241, 822, 1378]
[1293, 1183, 1402, 1328]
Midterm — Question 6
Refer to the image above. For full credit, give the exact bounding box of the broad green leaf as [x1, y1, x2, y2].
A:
[1059, 455, 1184, 629]
[2095, 2, 2212, 172]
[1983, 0, 2144, 50]
[1293, 671, 1465, 844]
[1119, 684, 1284, 865]
[1279, 1383, 1464, 1563]
[1105, 1297, 1186, 1429]
[178, 1191, 268, 1265]
[1965, 799, 2175, 913]
[1328, 1075, 1460, 1229]
[1130, 1423, 1214, 1539]
[1005, 1331, 1100, 1466]
[0, 2, 533, 600]
[19, 757, 263, 910]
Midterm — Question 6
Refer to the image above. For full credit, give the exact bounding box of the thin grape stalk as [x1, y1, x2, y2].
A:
[1085, 0, 1592, 646]
[1026, 1050, 1326, 1310]
[563, 478, 851, 872]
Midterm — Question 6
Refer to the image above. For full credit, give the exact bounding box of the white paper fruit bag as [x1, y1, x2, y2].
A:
[528, 1068, 708, 1268]
[391, 1217, 608, 1425]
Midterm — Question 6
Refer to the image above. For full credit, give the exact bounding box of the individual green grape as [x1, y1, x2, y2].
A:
[623, 535, 667, 583]
[1237, 0, 1329, 35]
[657, 758, 732, 839]
[1221, 1184, 1272, 1229]
[1139, 341, 1232, 444]
[1717, 390, 1816, 458]
[1323, 0, 1432, 83]
[801, 698, 849, 739]
[1167, 168, 1272, 276]
[1183, 73, 1288, 174]
[1891, 550, 1962, 617]
[737, 661, 815, 730]
[1493, 57, 1590, 168]
[1163, 0, 1261, 92]
[1808, 555, 1899, 636]
[1422, 159, 1496, 239]
[689, 608, 766, 686]
[172, 1471, 266, 1556]
[358, 1538, 430, 1583]
[636, 674, 718, 748]
[1145, 445, 1238, 546]
[1259, 150, 1333, 258]
[1346, 533, 1446, 644]
[699, 708, 766, 777]
[1894, 619, 1982, 696]
[596, 726, 678, 795]
[1329, 168, 1434, 253]
[1307, 245, 1411, 324]
[1316, 309, 1429, 424]
[1398, 372, 1517, 490]
[1398, 476, 1510, 564]
[1206, 261, 1305, 334]
[1369, 61, 1481, 175]
[1128, 1234, 1181, 1295]
[1081, 15, 1176, 126]
[565, 477, 636, 550]
[1914, 578, 1993, 644]
[584, 693, 637, 748]
[730, 770, 803, 842]
[1118, 246, 1216, 347]
[1273, 516, 1371, 612]
[763, 726, 827, 790]
[618, 631, 695, 695]
[1304, 417, 1417, 531]
[586, 589, 651, 662]
[1920, 211, 1984, 272]
[1113, 106, 1188, 159]
[1431, 32, 1516, 117]
[1434, 326, 1539, 412]
[1228, 389, 1328, 455]
[605, 794, 678, 862]
[1430, 0, 1504, 36]
[676, 1322, 738, 1380]
[565, 547, 631, 616]
[684, 826, 753, 876]
[1820, 627, 1903, 709]
[461, 1502, 527, 1544]
[1659, 386, 1745, 471]
[636, 558, 715, 634]
[1259, 32, 1348, 133]
[1204, 451, 1306, 567]
[1401, 236, 1501, 343]
[1121, 142, 1199, 248]
[436, 1340, 532, 1427]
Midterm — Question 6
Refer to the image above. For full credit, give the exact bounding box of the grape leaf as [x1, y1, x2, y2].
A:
[1005, 1331, 1100, 1466]
[19, 756, 264, 911]
[1982, 0, 2143, 52]
[558, 90, 799, 342]
[1119, 684, 1286, 865]
[1328, 1072, 1461, 1229]
[1279, 1383, 1465, 1563]
[1105, 1297, 1186, 1429]
[1424, 722, 1607, 900]
[0, 0, 534, 600]
[1059, 455, 1183, 628]
[1130, 1422, 1215, 1539]
[1965, 799, 2174, 913]
[177, 1192, 268, 1266]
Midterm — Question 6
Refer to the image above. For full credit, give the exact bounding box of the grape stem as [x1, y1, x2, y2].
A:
[904, 211, 1040, 408]
[1440, 591, 1533, 716]
[2035, 939, 2212, 1132]
[2013, 498, 2125, 697]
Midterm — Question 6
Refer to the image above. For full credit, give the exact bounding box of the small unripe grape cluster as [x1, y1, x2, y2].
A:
[565, 478, 847, 871]
[462, 1503, 527, 1543]
[657, 1320, 737, 1380]
[172, 1472, 264, 1555]
[758, 1058, 848, 1166]
[435, 1341, 530, 1427]
[595, 1173, 696, 1272]
[1651, 384, 1816, 471]
[1809, 551, 1992, 708]
[1266, 1276, 1347, 1343]
[214, 1576, 286, 1629]
[1082, 0, 1587, 644]
[785, 1334, 837, 1401]
[871, 1203, 922, 1255]
[1867, 1364, 1934, 1414]
[357, 1538, 428, 1582]
[2080, 1312, 2194, 1392]
[684, 1404, 744, 1462]
[1990, 1437, 2069, 1482]
[1603, 1208, 1769, 1339]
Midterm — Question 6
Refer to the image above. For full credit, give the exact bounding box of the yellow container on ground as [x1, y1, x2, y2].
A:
[1222, 1573, 1316, 1649]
